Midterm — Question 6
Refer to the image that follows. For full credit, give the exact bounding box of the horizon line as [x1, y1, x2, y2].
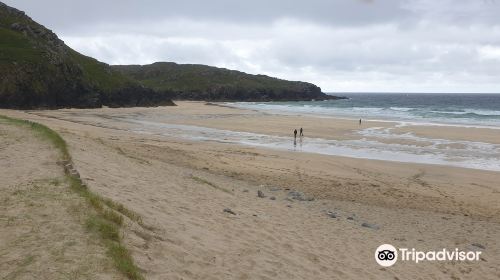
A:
[325, 92, 500, 95]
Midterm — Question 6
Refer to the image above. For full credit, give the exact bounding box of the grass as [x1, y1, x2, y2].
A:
[86, 216, 120, 241]
[102, 198, 142, 224]
[2, 255, 36, 279]
[0, 115, 144, 280]
[0, 27, 44, 63]
[113, 62, 307, 93]
[68, 49, 133, 91]
[102, 209, 124, 226]
[108, 242, 143, 280]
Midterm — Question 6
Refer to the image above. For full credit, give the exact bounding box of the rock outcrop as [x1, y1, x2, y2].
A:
[0, 2, 175, 109]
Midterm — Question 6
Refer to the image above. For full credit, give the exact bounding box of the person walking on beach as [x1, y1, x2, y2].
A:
[300, 127, 303, 137]
[359, 119, 362, 126]
[294, 129, 298, 139]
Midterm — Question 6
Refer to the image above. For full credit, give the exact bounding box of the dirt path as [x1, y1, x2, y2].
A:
[0, 118, 123, 280]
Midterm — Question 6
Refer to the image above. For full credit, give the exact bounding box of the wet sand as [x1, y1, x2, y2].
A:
[1, 101, 499, 279]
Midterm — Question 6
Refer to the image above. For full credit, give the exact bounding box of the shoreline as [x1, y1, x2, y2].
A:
[100, 101, 500, 172]
[225, 100, 500, 130]
[122, 118, 500, 172]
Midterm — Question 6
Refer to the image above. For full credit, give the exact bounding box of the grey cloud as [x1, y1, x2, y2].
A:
[3, 0, 500, 92]
[5, 0, 414, 32]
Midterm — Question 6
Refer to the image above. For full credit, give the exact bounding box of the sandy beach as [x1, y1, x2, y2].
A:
[1, 101, 499, 279]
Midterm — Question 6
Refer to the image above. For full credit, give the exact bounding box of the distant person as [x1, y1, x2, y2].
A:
[294, 129, 298, 139]
[359, 119, 362, 126]
[300, 127, 304, 137]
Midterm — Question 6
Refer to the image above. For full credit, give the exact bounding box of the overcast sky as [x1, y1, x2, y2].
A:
[5, 0, 500, 93]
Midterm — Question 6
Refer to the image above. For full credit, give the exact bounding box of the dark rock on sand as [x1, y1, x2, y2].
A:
[288, 191, 314, 201]
[257, 190, 266, 198]
[327, 211, 337, 218]
[472, 243, 486, 249]
[361, 222, 380, 230]
[223, 208, 236, 215]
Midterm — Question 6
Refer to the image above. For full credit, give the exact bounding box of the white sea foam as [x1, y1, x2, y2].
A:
[227, 102, 500, 129]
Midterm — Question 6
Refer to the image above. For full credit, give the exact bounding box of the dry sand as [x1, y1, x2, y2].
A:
[1, 101, 499, 279]
[0, 118, 122, 280]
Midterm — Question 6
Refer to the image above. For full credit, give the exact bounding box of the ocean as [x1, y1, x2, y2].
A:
[229, 93, 500, 128]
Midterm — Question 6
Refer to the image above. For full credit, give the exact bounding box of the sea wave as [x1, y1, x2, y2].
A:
[389, 107, 414, 112]
[229, 101, 500, 127]
[428, 109, 500, 117]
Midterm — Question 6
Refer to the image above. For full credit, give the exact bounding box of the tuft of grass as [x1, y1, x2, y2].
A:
[49, 178, 62, 186]
[102, 209, 124, 226]
[108, 242, 144, 280]
[102, 198, 142, 224]
[67, 174, 103, 211]
[86, 216, 120, 242]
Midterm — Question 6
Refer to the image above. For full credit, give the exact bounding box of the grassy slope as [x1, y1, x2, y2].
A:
[67, 49, 137, 92]
[0, 27, 44, 63]
[114, 62, 322, 92]
[113, 62, 340, 101]
[0, 2, 174, 109]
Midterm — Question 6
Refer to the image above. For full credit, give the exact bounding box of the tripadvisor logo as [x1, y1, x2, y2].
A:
[375, 244, 398, 267]
[375, 244, 482, 267]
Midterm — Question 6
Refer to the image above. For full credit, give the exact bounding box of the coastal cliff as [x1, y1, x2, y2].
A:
[0, 2, 174, 109]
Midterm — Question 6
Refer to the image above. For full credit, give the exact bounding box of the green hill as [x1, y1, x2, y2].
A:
[113, 63, 342, 101]
[0, 2, 174, 109]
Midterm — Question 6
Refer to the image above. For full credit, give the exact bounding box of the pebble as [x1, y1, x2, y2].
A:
[327, 211, 337, 218]
[472, 243, 485, 249]
[270, 196, 276, 200]
[288, 191, 314, 201]
[361, 222, 380, 230]
[223, 208, 236, 215]
[257, 190, 265, 198]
